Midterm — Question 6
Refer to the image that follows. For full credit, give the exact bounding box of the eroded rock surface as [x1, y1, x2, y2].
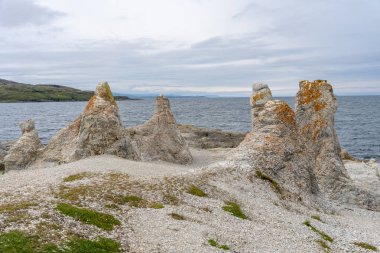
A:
[125, 95, 193, 164]
[4, 119, 43, 170]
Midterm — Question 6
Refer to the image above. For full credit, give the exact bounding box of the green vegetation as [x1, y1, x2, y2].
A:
[0, 202, 37, 213]
[222, 201, 248, 220]
[0, 78, 130, 103]
[150, 202, 165, 209]
[169, 213, 186, 220]
[255, 170, 282, 194]
[353, 242, 378, 251]
[65, 237, 121, 253]
[56, 203, 121, 231]
[63, 172, 92, 182]
[208, 239, 230, 251]
[303, 220, 333, 243]
[187, 185, 208, 197]
[0, 230, 121, 253]
[316, 239, 331, 251]
[123, 195, 147, 207]
[311, 215, 322, 222]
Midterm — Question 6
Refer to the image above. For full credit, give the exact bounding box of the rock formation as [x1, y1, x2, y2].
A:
[125, 95, 193, 164]
[295, 80, 380, 210]
[42, 81, 127, 163]
[232, 83, 318, 195]
[40, 83, 191, 165]
[295, 80, 351, 193]
[230, 80, 380, 210]
[3, 119, 43, 170]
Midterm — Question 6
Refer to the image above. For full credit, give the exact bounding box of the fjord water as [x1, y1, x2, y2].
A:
[0, 96, 379, 160]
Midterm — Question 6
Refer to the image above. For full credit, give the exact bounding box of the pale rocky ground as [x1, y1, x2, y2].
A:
[0, 148, 379, 253]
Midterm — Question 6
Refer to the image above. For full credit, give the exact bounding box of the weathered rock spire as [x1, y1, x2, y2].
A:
[125, 94, 193, 164]
[4, 119, 43, 170]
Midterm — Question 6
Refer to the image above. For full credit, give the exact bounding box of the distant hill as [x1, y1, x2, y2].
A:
[0, 79, 130, 102]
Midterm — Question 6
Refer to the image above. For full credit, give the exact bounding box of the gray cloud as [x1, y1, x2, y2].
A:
[0, 0, 63, 27]
[0, 0, 379, 96]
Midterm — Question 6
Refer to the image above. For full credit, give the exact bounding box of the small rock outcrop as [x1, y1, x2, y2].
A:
[178, 124, 246, 149]
[4, 119, 43, 170]
[42, 81, 127, 163]
[125, 95, 193, 164]
[232, 83, 318, 195]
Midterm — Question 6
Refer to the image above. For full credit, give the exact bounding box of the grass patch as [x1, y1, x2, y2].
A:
[208, 239, 230, 251]
[222, 201, 248, 220]
[316, 239, 331, 250]
[303, 220, 333, 243]
[150, 202, 164, 209]
[63, 172, 92, 182]
[0, 230, 121, 252]
[0, 202, 37, 213]
[311, 215, 322, 222]
[255, 170, 282, 194]
[169, 213, 186, 220]
[123, 195, 147, 207]
[56, 203, 121, 231]
[353, 242, 378, 251]
[187, 185, 207, 197]
[163, 193, 181, 205]
[66, 237, 121, 252]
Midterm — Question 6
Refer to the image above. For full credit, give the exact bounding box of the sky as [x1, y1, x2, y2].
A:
[0, 0, 379, 96]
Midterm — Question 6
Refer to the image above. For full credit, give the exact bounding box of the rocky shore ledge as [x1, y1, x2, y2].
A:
[0, 81, 379, 253]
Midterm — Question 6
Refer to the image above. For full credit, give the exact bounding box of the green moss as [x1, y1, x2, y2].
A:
[63, 172, 92, 182]
[187, 185, 208, 197]
[56, 203, 121, 231]
[303, 220, 333, 243]
[169, 213, 186, 220]
[150, 202, 165, 209]
[222, 201, 248, 220]
[311, 215, 322, 222]
[255, 170, 283, 194]
[0, 230, 121, 253]
[208, 239, 230, 251]
[353, 242, 378, 251]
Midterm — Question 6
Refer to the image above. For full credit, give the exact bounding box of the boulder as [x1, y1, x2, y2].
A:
[125, 95, 193, 164]
[4, 119, 43, 170]
[42, 81, 127, 163]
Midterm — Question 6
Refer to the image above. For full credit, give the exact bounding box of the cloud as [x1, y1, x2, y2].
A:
[0, 0, 379, 96]
[0, 0, 63, 27]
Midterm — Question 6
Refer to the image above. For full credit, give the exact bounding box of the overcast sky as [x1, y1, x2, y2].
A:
[0, 0, 379, 96]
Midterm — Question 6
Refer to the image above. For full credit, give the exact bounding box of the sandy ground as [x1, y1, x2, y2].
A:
[0, 149, 379, 253]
